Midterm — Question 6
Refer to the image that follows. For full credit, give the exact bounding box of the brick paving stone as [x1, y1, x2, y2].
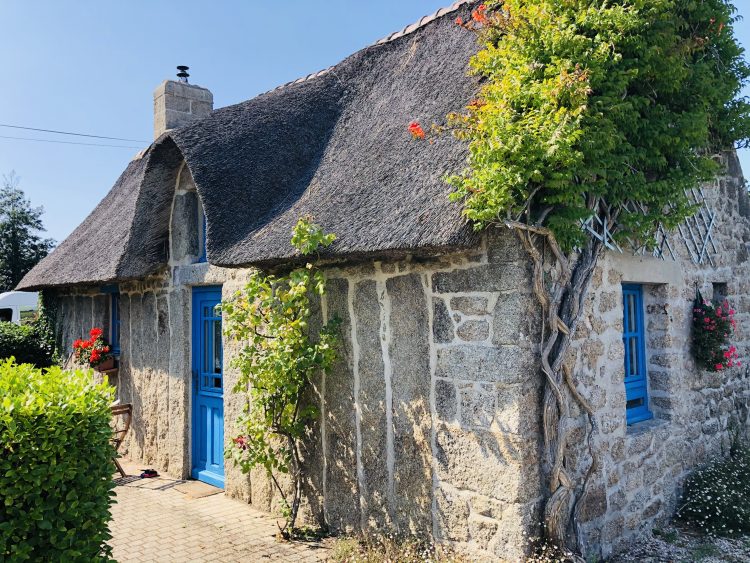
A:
[109, 461, 329, 562]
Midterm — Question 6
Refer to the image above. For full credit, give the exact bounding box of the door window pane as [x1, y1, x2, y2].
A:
[212, 319, 222, 376]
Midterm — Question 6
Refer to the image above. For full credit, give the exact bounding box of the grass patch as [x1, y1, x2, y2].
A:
[691, 542, 720, 561]
[328, 534, 467, 563]
[653, 528, 680, 544]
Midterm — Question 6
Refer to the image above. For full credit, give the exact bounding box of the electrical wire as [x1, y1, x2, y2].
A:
[0, 134, 143, 149]
[0, 123, 148, 143]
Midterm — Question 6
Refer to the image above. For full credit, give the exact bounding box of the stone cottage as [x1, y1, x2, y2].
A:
[18, 1, 750, 560]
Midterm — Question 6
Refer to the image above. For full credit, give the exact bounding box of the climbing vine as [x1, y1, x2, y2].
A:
[427, 0, 750, 555]
[223, 217, 339, 537]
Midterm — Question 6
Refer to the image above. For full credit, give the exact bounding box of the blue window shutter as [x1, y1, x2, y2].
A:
[197, 211, 208, 263]
[622, 284, 652, 424]
[111, 293, 121, 356]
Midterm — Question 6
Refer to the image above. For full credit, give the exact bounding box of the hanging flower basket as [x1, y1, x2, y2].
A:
[691, 290, 740, 372]
[73, 328, 115, 371]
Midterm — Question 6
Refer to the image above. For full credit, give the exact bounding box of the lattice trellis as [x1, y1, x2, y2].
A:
[675, 187, 718, 266]
[621, 200, 676, 261]
[581, 213, 621, 252]
[581, 188, 718, 264]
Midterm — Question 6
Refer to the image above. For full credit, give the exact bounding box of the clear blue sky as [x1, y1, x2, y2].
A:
[1, 1, 750, 244]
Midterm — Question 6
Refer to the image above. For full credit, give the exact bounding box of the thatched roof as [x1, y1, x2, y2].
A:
[19, 1, 480, 290]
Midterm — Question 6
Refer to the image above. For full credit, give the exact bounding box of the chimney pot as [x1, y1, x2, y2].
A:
[153, 69, 213, 139]
[176, 65, 190, 83]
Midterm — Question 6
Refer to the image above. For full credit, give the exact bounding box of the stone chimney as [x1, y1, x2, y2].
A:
[153, 67, 213, 139]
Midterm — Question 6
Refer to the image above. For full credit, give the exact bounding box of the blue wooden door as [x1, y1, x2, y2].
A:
[191, 287, 225, 488]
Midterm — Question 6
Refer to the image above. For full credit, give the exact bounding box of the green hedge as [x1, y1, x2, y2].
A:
[0, 361, 115, 561]
[0, 321, 56, 368]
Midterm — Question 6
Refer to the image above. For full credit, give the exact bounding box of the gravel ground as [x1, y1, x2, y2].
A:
[609, 526, 750, 562]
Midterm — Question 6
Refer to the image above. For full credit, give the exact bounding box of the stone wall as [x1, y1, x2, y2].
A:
[216, 234, 543, 561]
[49, 153, 750, 561]
[51, 230, 542, 562]
[566, 155, 750, 560]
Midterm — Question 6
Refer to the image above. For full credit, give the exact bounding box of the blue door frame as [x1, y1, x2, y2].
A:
[191, 286, 225, 488]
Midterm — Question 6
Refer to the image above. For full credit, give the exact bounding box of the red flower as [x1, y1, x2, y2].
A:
[233, 436, 249, 450]
[90, 327, 103, 340]
[472, 4, 488, 24]
[715, 363, 724, 370]
[408, 121, 426, 139]
[73, 339, 83, 349]
[455, 16, 463, 26]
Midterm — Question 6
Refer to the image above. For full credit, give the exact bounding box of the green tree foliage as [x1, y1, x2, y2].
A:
[223, 217, 339, 536]
[0, 172, 55, 291]
[0, 361, 115, 561]
[449, 0, 750, 249]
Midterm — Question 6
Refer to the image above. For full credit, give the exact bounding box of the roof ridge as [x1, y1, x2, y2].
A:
[269, 1, 473, 93]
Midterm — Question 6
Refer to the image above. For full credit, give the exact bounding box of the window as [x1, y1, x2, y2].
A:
[622, 284, 652, 424]
[713, 282, 728, 303]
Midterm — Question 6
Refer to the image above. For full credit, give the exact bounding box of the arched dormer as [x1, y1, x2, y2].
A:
[170, 161, 207, 265]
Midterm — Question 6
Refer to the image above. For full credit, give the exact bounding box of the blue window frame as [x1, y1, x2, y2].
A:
[622, 284, 652, 424]
[197, 209, 207, 263]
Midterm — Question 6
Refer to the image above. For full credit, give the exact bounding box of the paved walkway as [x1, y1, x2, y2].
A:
[110, 461, 328, 562]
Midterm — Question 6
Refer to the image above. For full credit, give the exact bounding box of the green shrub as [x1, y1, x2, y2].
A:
[0, 320, 55, 367]
[0, 361, 116, 561]
[676, 446, 750, 536]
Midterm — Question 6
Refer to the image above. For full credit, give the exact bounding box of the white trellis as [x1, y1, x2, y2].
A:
[581, 188, 717, 264]
[675, 187, 718, 266]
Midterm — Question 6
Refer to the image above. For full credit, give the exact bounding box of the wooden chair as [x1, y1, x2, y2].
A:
[111, 404, 132, 478]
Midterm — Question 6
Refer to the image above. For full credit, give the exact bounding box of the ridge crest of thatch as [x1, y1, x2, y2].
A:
[269, 1, 474, 93]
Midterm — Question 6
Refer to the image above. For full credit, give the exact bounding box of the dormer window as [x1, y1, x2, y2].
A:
[171, 163, 208, 266]
[197, 207, 207, 263]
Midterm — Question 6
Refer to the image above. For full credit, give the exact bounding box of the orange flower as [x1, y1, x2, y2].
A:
[455, 16, 463, 26]
[472, 4, 488, 24]
[408, 121, 426, 139]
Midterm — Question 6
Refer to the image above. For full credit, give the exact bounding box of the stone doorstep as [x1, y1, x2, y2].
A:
[115, 458, 220, 498]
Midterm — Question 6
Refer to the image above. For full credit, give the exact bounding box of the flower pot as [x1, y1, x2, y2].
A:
[94, 358, 115, 372]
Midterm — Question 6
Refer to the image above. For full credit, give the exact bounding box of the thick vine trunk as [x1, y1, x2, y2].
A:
[507, 221, 604, 556]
